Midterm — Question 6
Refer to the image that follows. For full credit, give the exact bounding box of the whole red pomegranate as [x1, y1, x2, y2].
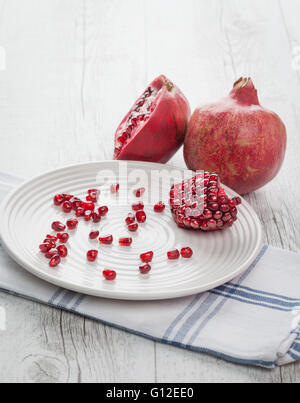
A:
[114, 75, 190, 163]
[184, 77, 287, 194]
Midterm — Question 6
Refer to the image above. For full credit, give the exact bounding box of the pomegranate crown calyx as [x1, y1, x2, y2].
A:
[230, 77, 260, 106]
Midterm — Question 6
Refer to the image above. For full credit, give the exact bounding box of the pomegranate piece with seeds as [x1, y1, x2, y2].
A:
[51, 221, 66, 232]
[128, 223, 138, 232]
[167, 249, 180, 260]
[57, 245, 68, 258]
[136, 210, 146, 223]
[140, 251, 153, 263]
[103, 270, 116, 281]
[57, 233, 69, 243]
[132, 201, 144, 211]
[139, 264, 151, 274]
[49, 255, 61, 268]
[119, 237, 132, 246]
[66, 219, 78, 230]
[87, 250, 98, 262]
[154, 202, 165, 213]
[99, 235, 113, 245]
[169, 172, 241, 231]
[114, 75, 190, 163]
[134, 187, 145, 198]
[89, 231, 99, 240]
[181, 247, 193, 258]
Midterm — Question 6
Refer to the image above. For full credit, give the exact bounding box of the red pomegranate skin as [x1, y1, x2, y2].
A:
[183, 78, 287, 194]
[114, 75, 190, 163]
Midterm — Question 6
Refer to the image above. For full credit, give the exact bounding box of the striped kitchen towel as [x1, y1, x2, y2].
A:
[0, 172, 299, 368]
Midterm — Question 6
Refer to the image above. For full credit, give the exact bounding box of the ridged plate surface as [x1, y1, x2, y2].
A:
[0, 161, 263, 300]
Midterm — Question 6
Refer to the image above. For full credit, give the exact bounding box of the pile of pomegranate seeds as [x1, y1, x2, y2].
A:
[39, 223, 70, 268]
[170, 172, 241, 231]
[103, 270, 117, 281]
[115, 87, 157, 154]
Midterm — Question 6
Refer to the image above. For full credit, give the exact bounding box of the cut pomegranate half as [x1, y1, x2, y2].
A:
[114, 75, 190, 163]
[169, 172, 241, 232]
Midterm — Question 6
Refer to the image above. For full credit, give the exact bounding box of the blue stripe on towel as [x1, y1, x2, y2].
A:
[48, 288, 64, 305]
[168, 245, 269, 344]
[57, 290, 77, 309]
[227, 283, 300, 303]
[215, 285, 300, 310]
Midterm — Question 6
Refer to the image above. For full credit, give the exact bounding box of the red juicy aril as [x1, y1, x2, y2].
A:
[184, 77, 287, 194]
[170, 172, 241, 231]
[114, 75, 190, 163]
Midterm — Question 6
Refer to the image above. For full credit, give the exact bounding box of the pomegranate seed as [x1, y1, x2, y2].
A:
[57, 233, 69, 243]
[98, 206, 109, 217]
[220, 204, 230, 213]
[125, 213, 135, 225]
[39, 243, 52, 253]
[46, 234, 58, 241]
[154, 202, 165, 213]
[72, 198, 81, 210]
[99, 235, 113, 245]
[181, 247, 193, 258]
[213, 211, 222, 220]
[87, 250, 98, 262]
[89, 231, 99, 240]
[66, 219, 78, 230]
[167, 249, 180, 260]
[103, 270, 116, 281]
[208, 219, 217, 229]
[111, 184, 119, 193]
[62, 194, 73, 201]
[54, 194, 64, 206]
[134, 187, 145, 197]
[81, 202, 95, 211]
[88, 188, 99, 196]
[84, 210, 92, 221]
[49, 255, 61, 268]
[128, 223, 138, 232]
[51, 221, 66, 232]
[136, 210, 146, 223]
[132, 202, 144, 211]
[232, 196, 242, 205]
[140, 251, 153, 263]
[222, 212, 232, 222]
[75, 208, 85, 217]
[62, 201, 72, 213]
[57, 245, 68, 258]
[45, 249, 58, 259]
[43, 239, 56, 248]
[91, 212, 101, 223]
[139, 264, 151, 274]
[119, 237, 132, 246]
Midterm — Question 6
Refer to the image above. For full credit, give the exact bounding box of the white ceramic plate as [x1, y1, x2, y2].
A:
[0, 161, 263, 300]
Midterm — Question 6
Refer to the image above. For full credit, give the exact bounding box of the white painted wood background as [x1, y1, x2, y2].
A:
[0, 0, 299, 383]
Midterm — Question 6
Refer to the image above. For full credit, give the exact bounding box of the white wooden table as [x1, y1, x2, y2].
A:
[0, 0, 299, 383]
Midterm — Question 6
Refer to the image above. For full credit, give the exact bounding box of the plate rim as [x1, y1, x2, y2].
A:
[0, 160, 263, 300]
